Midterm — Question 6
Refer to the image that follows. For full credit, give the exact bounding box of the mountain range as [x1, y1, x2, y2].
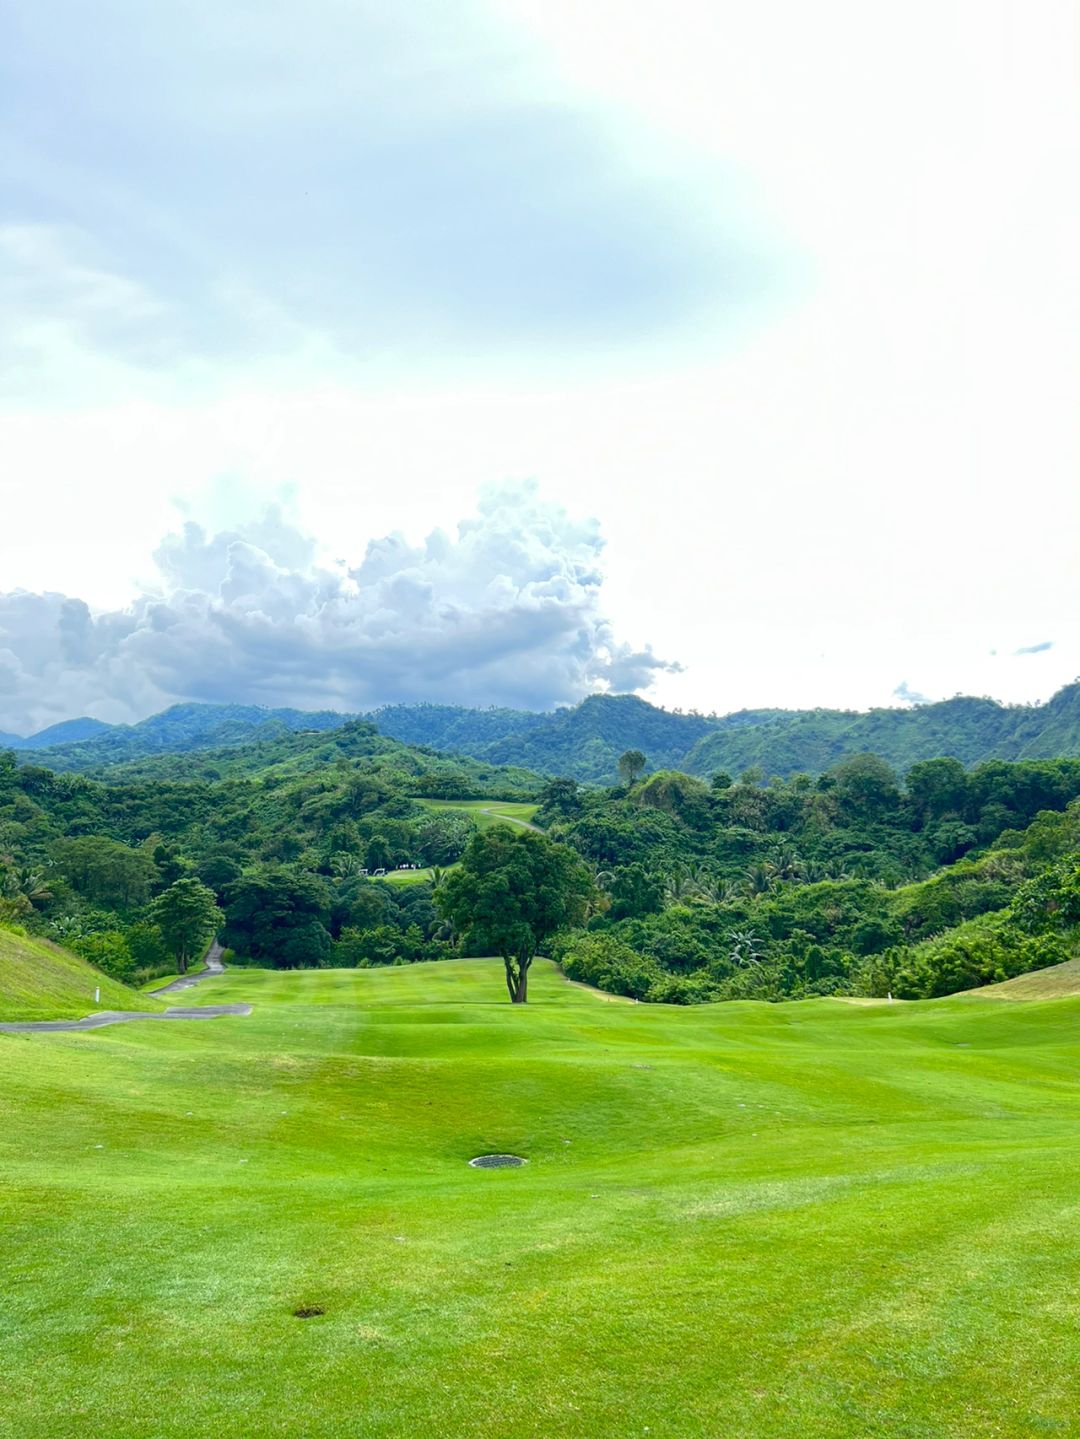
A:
[5, 683, 1080, 782]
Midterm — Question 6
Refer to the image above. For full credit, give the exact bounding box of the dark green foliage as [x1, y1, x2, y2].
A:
[546, 757, 1080, 1005]
[372, 685, 1080, 781]
[10, 685, 1080, 789]
[608, 864, 665, 921]
[618, 749, 647, 785]
[5, 698, 1080, 1004]
[52, 836, 158, 909]
[375, 694, 716, 783]
[148, 877, 221, 973]
[9, 703, 349, 769]
[222, 868, 331, 970]
[437, 827, 594, 1002]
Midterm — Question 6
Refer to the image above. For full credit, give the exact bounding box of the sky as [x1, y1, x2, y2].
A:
[1, 0, 1078, 734]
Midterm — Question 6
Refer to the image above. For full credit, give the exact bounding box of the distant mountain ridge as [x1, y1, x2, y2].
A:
[6, 684, 1080, 781]
[6, 702, 348, 770]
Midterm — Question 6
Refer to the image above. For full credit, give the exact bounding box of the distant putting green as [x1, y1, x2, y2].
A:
[418, 797, 540, 829]
[379, 865, 446, 887]
[2, 958, 1079, 1437]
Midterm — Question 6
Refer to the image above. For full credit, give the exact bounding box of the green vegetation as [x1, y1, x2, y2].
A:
[437, 829, 594, 1001]
[2, 958, 1080, 1436]
[4, 710, 1080, 1006]
[417, 798, 539, 828]
[374, 685, 1080, 782]
[11, 684, 1080, 786]
[0, 927, 163, 1021]
[544, 757, 1080, 1003]
[148, 877, 221, 973]
[0, 722, 545, 987]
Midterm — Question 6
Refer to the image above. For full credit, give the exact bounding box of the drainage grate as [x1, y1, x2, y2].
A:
[469, 1154, 527, 1169]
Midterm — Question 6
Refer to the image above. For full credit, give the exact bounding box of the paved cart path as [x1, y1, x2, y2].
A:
[151, 939, 227, 996]
[477, 808, 542, 832]
[0, 941, 250, 1033]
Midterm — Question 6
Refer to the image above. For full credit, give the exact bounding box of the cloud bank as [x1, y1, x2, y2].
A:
[0, 485, 677, 735]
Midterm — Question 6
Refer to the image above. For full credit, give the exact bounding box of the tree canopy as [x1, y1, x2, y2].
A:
[436, 827, 594, 1002]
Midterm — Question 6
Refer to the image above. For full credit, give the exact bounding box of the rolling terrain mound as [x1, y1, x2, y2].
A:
[971, 955, 1080, 1001]
[3, 957, 1080, 1437]
[0, 927, 165, 1022]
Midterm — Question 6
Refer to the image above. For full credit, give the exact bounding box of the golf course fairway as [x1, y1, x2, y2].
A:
[2, 958, 1078, 1438]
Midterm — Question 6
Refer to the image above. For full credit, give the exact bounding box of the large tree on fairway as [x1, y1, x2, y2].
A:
[618, 749, 646, 786]
[436, 828, 594, 1003]
[149, 877, 221, 974]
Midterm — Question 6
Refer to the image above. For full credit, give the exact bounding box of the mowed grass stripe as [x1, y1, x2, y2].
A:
[2, 958, 1079, 1438]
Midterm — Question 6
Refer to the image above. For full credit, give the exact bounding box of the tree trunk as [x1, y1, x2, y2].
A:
[502, 953, 531, 1003]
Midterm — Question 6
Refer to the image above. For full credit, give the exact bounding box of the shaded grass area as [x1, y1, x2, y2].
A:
[0, 928, 164, 1021]
[2, 959, 1080, 1437]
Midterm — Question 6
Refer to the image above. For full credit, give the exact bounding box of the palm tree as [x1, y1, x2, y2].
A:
[727, 930, 764, 967]
[664, 868, 693, 903]
[330, 851, 361, 878]
[744, 862, 775, 898]
[701, 869, 742, 903]
[769, 848, 805, 884]
[12, 866, 53, 905]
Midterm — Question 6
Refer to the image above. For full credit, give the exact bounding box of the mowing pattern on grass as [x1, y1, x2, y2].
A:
[3, 956, 1080, 1439]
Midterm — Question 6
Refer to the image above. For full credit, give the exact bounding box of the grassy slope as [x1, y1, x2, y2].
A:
[0, 928, 164, 1021]
[418, 797, 539, 828]
[971, 955, 1080, 1000]
[2, 959, 1080, 1437]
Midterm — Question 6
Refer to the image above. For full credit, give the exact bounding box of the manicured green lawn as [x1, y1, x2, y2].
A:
[2, 959, 1079, 1438]
[380, 865, 447, 887]
[418, 798, 540, 829]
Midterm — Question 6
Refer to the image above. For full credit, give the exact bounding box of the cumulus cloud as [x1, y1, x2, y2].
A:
[0, 484, 677, 735]
[892, 681, 930, 706]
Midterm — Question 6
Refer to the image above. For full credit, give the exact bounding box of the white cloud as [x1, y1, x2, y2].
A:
[0, 0, 1077, 722]
[0, 485, 677, 735]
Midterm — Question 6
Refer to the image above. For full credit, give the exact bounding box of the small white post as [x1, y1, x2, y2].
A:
[887, 991, 893, 1003]
[94, 986, 100, 1005]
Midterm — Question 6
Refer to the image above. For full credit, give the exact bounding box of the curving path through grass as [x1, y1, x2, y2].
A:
[0, 942, 250, 1032]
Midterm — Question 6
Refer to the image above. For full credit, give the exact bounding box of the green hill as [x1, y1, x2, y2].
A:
[681, 686, 1080, 778]
[9, 683, 1080, 783]
[0, 927, 164, 1021]
[9, 702, 351, 772]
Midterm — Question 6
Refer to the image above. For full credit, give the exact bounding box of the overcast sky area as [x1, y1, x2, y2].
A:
[1, 0, 1078, 734]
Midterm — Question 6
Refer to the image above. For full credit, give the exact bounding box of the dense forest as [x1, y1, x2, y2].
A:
[2, 703, 1080, 1008]
[375, 686, 1080, 781]
[8, 683, 1080, 783]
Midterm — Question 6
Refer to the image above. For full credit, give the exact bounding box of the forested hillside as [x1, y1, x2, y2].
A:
[373, 686, 1080, 780]
[373, 694, 718, 782]
[7, 702, 350, 770]
[2, 714, 1079, 1010]
[682, 684, 1080, 777]
[0, 722, 541, 984]
[11, 683, 1080, 782]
